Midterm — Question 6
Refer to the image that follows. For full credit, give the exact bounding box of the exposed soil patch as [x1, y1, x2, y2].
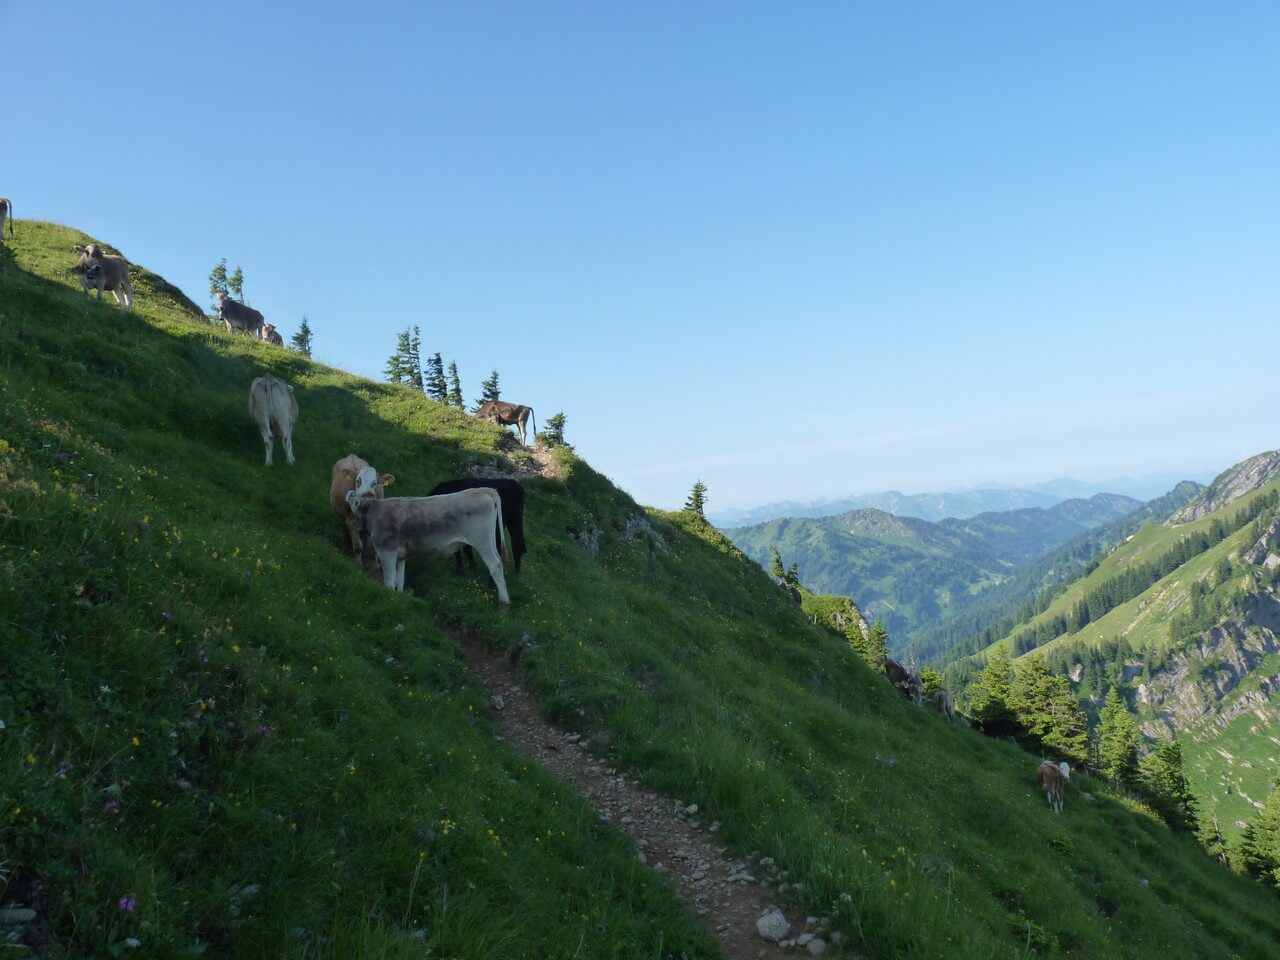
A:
[459, 636, 833, 959]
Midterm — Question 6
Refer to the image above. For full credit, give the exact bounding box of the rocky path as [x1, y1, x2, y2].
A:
[460, 638, 837, 959]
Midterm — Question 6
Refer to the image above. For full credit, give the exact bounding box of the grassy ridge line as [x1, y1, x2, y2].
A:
[3, 222, 1280, 959]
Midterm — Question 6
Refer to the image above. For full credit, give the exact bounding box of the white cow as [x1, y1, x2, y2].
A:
[247, 374, 298, 466]
[0, 198, 13, 242]
[346, 486, 510, 607]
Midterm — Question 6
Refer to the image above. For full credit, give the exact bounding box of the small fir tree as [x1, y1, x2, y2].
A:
[863, 619, 890, 669]
[447, 361, 464, 408]
[966, 654, 1016, 728]
[685, 480, 708, 517]
[407, 325, 425, 392]
[919, 665, 944, 698]
[228, 265, 244, 301]
[291, 317, 313, 358]
[425, 352, 448, 402]
[542, 412, 568, 446]
[208, 258, 229, 320]
[784, 562, 801, 589]
[475, 370, 501, 410]
[845, 619, 868, 663]
[385, 329, 413, 384]
[1138, 739, 1199, 831]
[1097, 688, 1141, 786]
[769, 547, 785, 580]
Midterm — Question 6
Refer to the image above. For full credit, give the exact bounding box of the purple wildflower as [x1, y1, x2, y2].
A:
[118, 895, 136, 912]
[198, 649, 208, 663]
[55, 451, 70, 463]
[103, 798, 121, 816]
[257, 725, 270, 736]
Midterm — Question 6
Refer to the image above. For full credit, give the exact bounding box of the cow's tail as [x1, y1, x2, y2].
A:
[495, 502, 507, 563]
[530, 408, 537, 437]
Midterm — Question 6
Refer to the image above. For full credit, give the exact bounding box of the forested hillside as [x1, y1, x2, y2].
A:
[726, 494, 1144, 649]
[2, 223, 1279, 959]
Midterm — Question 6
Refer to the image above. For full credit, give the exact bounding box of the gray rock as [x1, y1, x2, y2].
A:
[756, 908, 790, 943]
[797, 932, 815, 945]
[490, 695, 505, 711]
[806, 938, 828, 955]
[0, 908, 36, 925]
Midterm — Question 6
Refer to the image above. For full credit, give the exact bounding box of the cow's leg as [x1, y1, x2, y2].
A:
[453, 548, 465, 576]
[282, 430, 296, 466]
[258, 421, 275, 466]
[476, 543, 512, 608]
[345, 516, 363, 555]
[377, 549, 399, 589]
[395, 556, 407, 591]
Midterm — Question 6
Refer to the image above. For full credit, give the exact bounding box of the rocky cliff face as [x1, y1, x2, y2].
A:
[1136, 592, 1280, 740]
[1166, 450, 1280, 525]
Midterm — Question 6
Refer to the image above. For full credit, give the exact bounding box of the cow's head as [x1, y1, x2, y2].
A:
[216, 291, 229, 308]
[1058, 761, 1071, 779]
[344, 464, 394, 506]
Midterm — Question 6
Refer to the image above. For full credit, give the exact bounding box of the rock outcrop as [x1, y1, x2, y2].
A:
[1166, 450, 1280, 524]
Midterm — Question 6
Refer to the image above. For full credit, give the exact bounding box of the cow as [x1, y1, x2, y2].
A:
[884, 659, 923, 705]
[330, 455, 395, 555]
[1034, 760, 1071, 814]
[426, 477, 527, 574]
[346, 486, 511, 607]
[475, 400, 536, 446]
[261, 322, 284, 347]
[218, 292, 266, 337]
[72, 244, 132, 310]
[928, 686, 956, 721]
[247, 374, 298, 466]
[0, 198, 13, 242]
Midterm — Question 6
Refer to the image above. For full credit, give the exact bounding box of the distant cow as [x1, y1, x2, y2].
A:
[885, 659, 923, 705]
[0, 198, 13, 242]
[218, 292, 266, 337]
[475, 401, 536, 446]
[347, 487, 510, 607]
[928, 687, 956, 721]
[72, 244, 132, 310]
[427, 477, 527, 574]
[1034, 760, 1071, 814]
[330, 455, 395, 554]
[261, 322, 284, 346]
[248, 374, 298, 466]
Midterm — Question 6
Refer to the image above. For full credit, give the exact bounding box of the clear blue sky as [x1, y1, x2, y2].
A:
[9, 2, 1278, 510]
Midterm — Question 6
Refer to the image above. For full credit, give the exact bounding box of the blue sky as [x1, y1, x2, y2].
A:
[9, 2, 1278, 510]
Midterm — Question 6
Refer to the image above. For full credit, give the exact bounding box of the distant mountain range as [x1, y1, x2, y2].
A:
[725, 492, 1150, 646]
[708, 472, 1214, 528]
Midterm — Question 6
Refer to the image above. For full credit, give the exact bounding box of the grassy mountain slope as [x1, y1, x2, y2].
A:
[725, 496, 1142, 647]
[3, 223, 1280, 959]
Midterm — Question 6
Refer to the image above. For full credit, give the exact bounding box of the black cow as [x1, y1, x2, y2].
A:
[884, 659, 923, 705]
[427, 477, 527, 574]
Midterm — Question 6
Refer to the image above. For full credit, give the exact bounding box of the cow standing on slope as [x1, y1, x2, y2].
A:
[346, 485, 511, 607]
[219, 292, 266, 337]
[248, 374, 298, 466]
[0, 198, 14, 242]
[885, 659, 924, 706]
[427, 477, 527, 574]
[72, 244, 132, 310]
[475, 400, 536, 446]
[261, 322, 285, 346]
[1034, 760, 1071, 814]
[330, 455, 395, 555]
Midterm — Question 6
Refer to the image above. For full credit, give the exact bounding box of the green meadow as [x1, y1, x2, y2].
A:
[2, 222, 1279, 958]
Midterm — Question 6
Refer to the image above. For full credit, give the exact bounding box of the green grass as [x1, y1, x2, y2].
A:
[3, 222, 1280, 959]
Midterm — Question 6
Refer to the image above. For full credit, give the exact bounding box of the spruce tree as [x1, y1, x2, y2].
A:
[919, 665, 943, 698]
[1097, 688, 1140, 785]
[208, 258, 229, 320]
[784, 562, 800, 589]
[447, 361, 464, 408]
[967, 655, 1016, 728]
[1241, 781, 1280, 888]
[543, 412, 568, 447]
[407, 326, 425, 392]
[228, 265, 244, 301]
[1138, 739, 1199, 831]
[684, 480, 708, 518]
[863, 619, 890, 669]
[475, 370, 501, 410]
[290, 318, 313, 358]
[385, 329, 413, 384]
[845, 619, 868, 663]
[769, 547, 785, 580]
[425, 352, 448, 402]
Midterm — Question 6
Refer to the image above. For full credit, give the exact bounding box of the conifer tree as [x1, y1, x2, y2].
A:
[769, 547, 785, 580]
[684, 480, 708, 518]
[407, 326, 424, 392]
[784, 562, 801, 589]
[385, 329, 413, 384]
[919, 665, 943, 698]
[1138, 739, 1199, 831]
[208, 258, 229, 320]
[1240, 782, 1280, 888]
[863, 619, 890, 669]
[425, 352, 448, 402]
[845, 618, 868, 663]
[1097, 688, 1140, 785]
[542, 412, 568, 447]
[1197, 800, 1228, 866]
[228, 265, 244, 301]
[291, 318, 313, 358]
[475, 370, 501, 409]
[967, 655, 1016, 728]
[447, 361, 464, 408]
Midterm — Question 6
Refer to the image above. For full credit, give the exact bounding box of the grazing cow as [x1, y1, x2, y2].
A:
[72, 244, 132, 310]
[218, 292, 266, 337]
[928, 686, 956, 721]
[884, 659, 924, 705]
[247, 374, 298, 466]
[0, 198, 13, 242]
[1034, 760, 1070, 814]
[475, 400, 536, 446]
[427, 477, 527, 574]
[330, 456, 395, 555]
[347, 487, 510, 607]
[261, 323, 284, 347]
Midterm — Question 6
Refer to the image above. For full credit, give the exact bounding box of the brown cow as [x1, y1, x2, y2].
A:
[218, 292, 266, 337]
[248, 374, 298, 466]
[1034, 760, 1070, 814]
[475, 400, 536, 446]
[261, 322, 284, 347]
[73, 244, 132, 310]
[884, 659, 923, 705]
[346, 486, 510, 607]
[330, 455, 395, 555]
[0, 198, 13, 242]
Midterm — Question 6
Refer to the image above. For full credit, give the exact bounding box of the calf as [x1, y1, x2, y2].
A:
[347, 487, 510, 607]
[1034, 760, 1070, 814]
[73, 243, 132, 310]
[426, 477, 527, 573]
[261, 322, 285, 346]
[218, 292, 266, 337]
[928, 686, 956, 721]
[474, 400, 536, 446]
[884, 659, 923, 705]
[247, 374, 298, 466]
[330, 455, 395, 554]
